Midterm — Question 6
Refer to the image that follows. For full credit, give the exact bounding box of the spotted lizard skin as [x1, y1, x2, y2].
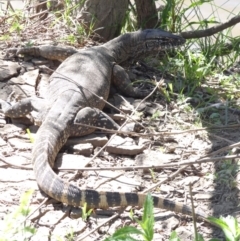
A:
[0, 29, 208, 221]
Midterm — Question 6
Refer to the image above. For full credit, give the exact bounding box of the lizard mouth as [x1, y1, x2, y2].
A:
[144, 36, 186, 51]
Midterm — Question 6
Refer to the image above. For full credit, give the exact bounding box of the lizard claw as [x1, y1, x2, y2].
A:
[133, 87, 153, 98]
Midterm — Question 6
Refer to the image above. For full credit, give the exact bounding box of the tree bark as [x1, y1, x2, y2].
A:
[135, 0, 158, 29]
[77, 0, 128, 41]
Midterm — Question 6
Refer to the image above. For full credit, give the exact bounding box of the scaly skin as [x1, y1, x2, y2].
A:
[0, 29, 207, 221]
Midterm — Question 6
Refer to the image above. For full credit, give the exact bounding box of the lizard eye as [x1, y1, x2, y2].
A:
[145, 41, 156, 48]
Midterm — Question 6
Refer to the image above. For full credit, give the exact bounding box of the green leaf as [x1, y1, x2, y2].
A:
[136, 194, 154, 241]
[194, 233, 204, 241]
[104, 226, 143, 241]
[112, 226, 143, 237]
[169, 231, 181, 241]
[208, 216, 240, 241]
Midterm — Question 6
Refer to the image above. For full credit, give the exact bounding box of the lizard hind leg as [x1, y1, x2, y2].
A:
[70, 107, 119, 137]
[0, 97, 46, 119]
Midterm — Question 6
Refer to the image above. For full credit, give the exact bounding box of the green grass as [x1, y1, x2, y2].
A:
[104, 194, 155, 241]
[214, 159, 239, 189]
[103, 193, 240, 241]
[0, 190, 36, 241]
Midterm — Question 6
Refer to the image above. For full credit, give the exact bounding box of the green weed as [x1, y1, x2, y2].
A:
[104, 193, 240, 241]
[0, 190, 36, 241]
[26, 128, 34, 143]
[214, 160, 239, 189]
[170, 216, 240, 241]
[104, 194, 155, 241]
[81, 202, 93, 221]
[208, 216, 240, 241]
[0, 35, 11, 41]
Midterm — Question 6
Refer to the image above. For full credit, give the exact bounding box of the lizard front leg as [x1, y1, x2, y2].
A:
[112, 64, 152, 98]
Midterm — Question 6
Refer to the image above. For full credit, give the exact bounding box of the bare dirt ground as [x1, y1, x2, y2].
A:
[1, 6, 240, 241]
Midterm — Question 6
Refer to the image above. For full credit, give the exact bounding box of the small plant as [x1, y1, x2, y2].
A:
[26, 128, 34, 143]
[170, 216, 240, 241]
[0, 190, 36, 241]
[208, 216, 240, 241]
[103, 193, 240, 241]
[214, 160, 239, 189]
[81, 202, 93, 221]
[169, 231, 181, 241]
[149, 169, 158, 183]
[0, 34, 11, 41]
[104, 194, 154, 241]
[7, 9, 24, 35]
[151, 110, 161, 120]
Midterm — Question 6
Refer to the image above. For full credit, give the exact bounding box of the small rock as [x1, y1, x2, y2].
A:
[195, 193, 214, 200]
[138, 137, 150, 146]
[132, 99, 149, 111]
[160, 184, 175, 193]
[0, 168, 32, 182]
[93, 146, 106, 156]
[0, 137, 7, 147]
[136, 150, 180, 173]
[31, 227, 50, 241]
[5, 155, 31, 166]
[11, 83, 35, 97]
[0, 82, 9, 100]
[121, 122, 142, 132]
[113, 94, 135, 114]
[10, 69, 39, 87]
[55, 153, 94, 169]
[8, 137, 33, 150]
[23, 69, 39, 86]
[66, 134, 108, 147]
[69, 143, 93, 156]
[10, 76, 25, 85]
[155, 214, 179, 231]
[21, 61, 35, 71]
[106, 135, 146, 155]
[52, 216, 86, 238]
[2, 123, 26, 134]
[177, 176, 200, 186]
[0, 116, 6, 126]
[175, 226, 194, 240]
[108, 219, 122, 235]
[0, 60, 20, 81]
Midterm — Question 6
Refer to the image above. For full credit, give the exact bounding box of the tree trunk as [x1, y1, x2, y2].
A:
[77, 0, 128, 41]
[28, 0, 63, 19]
[135, 0, 158, 29]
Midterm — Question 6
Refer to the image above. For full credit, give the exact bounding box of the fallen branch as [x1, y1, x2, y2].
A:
[181, 15, 240, 39]
[58, 153, 240, 172]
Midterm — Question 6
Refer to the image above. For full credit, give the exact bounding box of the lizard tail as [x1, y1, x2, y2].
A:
[32, 121, 207, 221]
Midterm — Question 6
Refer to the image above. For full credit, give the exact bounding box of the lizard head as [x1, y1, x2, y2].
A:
[141, 28, 185, 48]
[104, 28, 185, 63]
[130, 28, 186, 59]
